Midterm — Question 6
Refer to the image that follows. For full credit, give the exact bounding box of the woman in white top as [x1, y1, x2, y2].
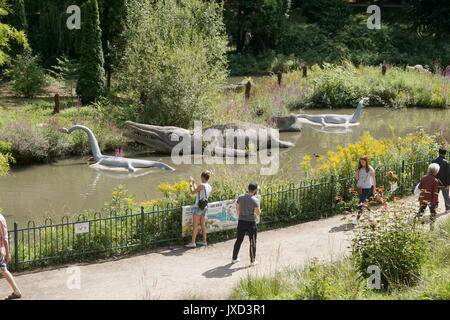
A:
[355, 155, 376, 204]
[185, 171, 212, 248]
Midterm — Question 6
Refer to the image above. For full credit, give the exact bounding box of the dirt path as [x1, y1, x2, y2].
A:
[1, 196, 447, 300]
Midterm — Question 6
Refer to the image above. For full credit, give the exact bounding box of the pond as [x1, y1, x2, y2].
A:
[1, 107, 449, 226]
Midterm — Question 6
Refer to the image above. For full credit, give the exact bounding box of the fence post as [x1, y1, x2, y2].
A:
[330, 176, 335, 213]
[140, 207, 145, 247]
[13, 222, 18, 271]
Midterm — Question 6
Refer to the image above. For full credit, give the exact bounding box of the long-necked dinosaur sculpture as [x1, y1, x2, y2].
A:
[59, 125, 175, 172]
[297, 97, 369, 126]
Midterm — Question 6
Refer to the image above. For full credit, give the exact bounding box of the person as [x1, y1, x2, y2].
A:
[354, 156, 376, 223]
[417, 163, 440, 228]
[185, 171, 212, 248]
[432, 148, 450, 212]
[0, 213, 22, 300]
[232, 182, 261, 266]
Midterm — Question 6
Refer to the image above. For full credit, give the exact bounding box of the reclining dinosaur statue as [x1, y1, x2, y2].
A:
[296, 97, 369, 126]
[124, 121, 294, 157]
[59, 125, 175, 172]
[271, 98, 369, 131]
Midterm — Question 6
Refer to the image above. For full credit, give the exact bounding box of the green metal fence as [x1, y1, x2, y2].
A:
[7, 158, 432, 272]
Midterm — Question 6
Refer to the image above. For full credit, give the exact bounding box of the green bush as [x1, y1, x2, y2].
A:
[0, 140, 14, 176]
[351, 201, 429, 289]
[118, 0, 228, 128]
[5, 50, 46, 97]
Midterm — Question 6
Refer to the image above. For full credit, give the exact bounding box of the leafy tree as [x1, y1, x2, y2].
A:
[5, 0, 27, 31]
[0, 0, 28, 65]
[5, 49, 46, 97]
[76, 0, 105, 104]
[299, 0, 351, 31]
[408, 0, 450, 39]
[98, 0, 126, 91]
[224, 0, 292, 52]
[119, 0, 228, 127]
[49, 55, 79, 99]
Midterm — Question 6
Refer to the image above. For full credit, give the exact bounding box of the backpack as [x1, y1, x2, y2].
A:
[198, 187, 208, 210]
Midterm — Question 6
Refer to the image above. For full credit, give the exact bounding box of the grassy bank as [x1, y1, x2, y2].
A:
[0, 95, 127, 164]
[230, 211, 450, 300]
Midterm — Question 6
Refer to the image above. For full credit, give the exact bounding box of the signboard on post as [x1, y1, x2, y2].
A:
[74, 222, 90, 234]
[182, 199, 239, 237]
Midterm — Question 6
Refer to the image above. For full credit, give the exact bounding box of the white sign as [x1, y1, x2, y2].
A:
[390, 182, 398, 193]
[75, 222, 89, 234]
[182, 199, 239, 237]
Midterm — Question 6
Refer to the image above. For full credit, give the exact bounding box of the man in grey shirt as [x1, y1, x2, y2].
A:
[232, 182, 261, 266]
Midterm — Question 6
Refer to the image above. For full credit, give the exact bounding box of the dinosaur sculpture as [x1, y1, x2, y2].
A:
[124, 121, 294, 156]
[296, 98, 369, 126]
[59, 125, 175, 172]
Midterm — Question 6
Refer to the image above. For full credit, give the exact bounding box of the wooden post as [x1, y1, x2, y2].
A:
[53, 94, 60, 114]
[302, 65, 308, 78]
[276, 71, 283, 87]
[381, 63, 387, 76]
[245, 80, 252, 100]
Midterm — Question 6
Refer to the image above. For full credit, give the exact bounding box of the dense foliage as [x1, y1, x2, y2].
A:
[224, 0, 292, 52]
[5, 49, 46, 97]
[76, 0, 105, 104]
[0, 140, 14, 176]
[118, 0, 228, 127]
[0, 0, 28, 65]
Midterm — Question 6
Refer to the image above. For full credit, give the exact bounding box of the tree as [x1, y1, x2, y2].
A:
[5, 49, 46, 98]
[408, 0, 450, 39]
[119, 0, 228, 127]
[5, 0, 27, 31]
[224, 0, 292, 53]
[76, 0, 105, 105]
[98, 0, 126, 92]
[0, 0, 28, 65]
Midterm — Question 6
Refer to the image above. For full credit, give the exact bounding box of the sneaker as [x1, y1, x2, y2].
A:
[185, 242, 196, 248]
[232, 257, 240, 264]
[250, 260, 259, 267]
[197, 241, 207, 246]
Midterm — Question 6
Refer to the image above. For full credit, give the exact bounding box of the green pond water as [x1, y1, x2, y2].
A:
[1, 107, 449, 226]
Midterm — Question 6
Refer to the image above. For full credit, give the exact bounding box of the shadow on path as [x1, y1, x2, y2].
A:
[202, 263, 248, 279]
[329, 223, 354, 233]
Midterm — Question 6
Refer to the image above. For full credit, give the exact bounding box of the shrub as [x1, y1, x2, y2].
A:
[0, 140, 14, 176]
[5, 49, 46, 97]
[118, 0, 228, 128]
[351, 201, 429, 289]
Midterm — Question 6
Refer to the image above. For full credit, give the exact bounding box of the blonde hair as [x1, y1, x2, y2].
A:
[201, 170, 211, 181]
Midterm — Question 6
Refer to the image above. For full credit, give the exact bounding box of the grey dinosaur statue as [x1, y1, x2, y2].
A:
[59, 125, 175, 172]
[296, 97, 369, 126]
[124, 121, 294, 156]
[271, 114, 303, 132]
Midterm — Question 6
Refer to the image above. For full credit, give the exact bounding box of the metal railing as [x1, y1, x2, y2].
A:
[7, 158, 432, 271]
